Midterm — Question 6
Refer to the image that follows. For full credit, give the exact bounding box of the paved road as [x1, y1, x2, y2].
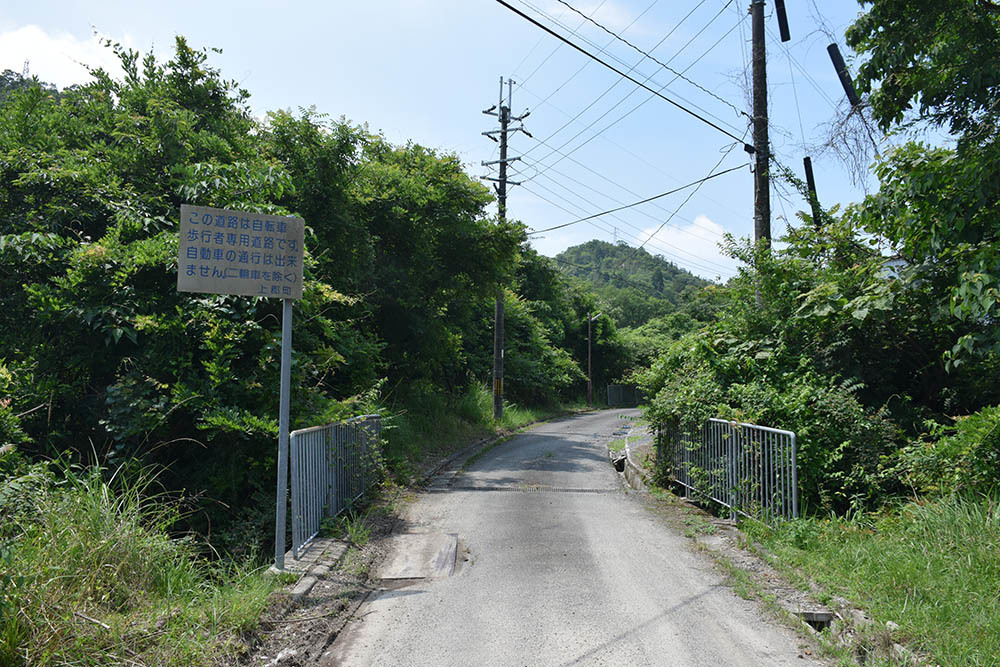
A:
[326, 409, 821, 666]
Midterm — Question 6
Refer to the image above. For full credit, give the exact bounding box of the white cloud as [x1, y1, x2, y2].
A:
[0, 25, 127, 89]
[638, 214, 741, 281]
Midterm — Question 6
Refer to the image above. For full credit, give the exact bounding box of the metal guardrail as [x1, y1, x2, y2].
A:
[289, 414, 382, 559]
[656, 418, 798, 522]
[607, 384, 644, 407]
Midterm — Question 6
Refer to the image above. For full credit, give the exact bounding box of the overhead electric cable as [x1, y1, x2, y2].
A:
[733, 0, 751, 99]
[526, 163, 747, 235]
[620, 135, 744, 269]
[522, 0, 661, 126]
[765, 24, 837, 110]
[523, 0, 743, 165]
[522, 152, 728, 244]
[530, 13, 747, 178]
[523, 183, 740, 271]
[555, 0, 747, 120]
[516, 80, 748, 222]
[517, 0, 713, 161]
[521, 181, 735, 276]
[494, 0, 751, 147]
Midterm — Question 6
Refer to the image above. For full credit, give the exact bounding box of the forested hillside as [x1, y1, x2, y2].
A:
[555, 239, 709, 327]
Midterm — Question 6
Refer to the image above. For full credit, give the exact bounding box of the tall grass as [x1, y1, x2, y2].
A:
[747, 495, 1000, 665]
[0, 459, 278, 666]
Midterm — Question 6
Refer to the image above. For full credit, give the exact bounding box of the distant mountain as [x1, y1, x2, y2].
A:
[551, 240, 711, 328]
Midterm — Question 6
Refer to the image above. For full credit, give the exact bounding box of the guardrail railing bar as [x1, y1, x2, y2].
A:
[289, 415, 382, 560]
[657, 418, 797, 523]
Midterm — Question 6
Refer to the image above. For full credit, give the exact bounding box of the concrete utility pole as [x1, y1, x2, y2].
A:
[482, 77, 528, 421]
[751, 0, 770, 247]
[586, 311, 602, 408]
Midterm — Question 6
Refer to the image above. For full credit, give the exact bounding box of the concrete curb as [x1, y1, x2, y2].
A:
[621, 442, 650, 491]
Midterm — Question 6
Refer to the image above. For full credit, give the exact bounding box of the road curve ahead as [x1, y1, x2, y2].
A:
[326, 409, 822, 666]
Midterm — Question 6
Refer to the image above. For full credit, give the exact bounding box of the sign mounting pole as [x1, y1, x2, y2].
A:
[274, 297, 293, 570]
[176, 204, 304, 572]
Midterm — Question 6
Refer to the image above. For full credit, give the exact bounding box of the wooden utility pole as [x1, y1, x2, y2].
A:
[751, 0, 770, 247]
[803, 156, 822, 228]
[482, 78, 527, 421]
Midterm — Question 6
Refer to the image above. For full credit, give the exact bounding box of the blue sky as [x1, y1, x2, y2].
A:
[1, 1, 875, 281]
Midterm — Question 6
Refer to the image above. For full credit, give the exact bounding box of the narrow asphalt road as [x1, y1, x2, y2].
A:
[326, 409, 822, 666]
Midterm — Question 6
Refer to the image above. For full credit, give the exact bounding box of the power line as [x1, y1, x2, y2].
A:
[526, 163, 746, 235]
[521, 153, 728, 245]
[523, 0, 746, 166]
[515, 80, 749, 223]
[529, 12, 748, 180]
[619, 134, 745, 271]
[524, 169, 737, 273]
[516, 0, 612, 87]
[518, 0, 713, 160]
[521, 180, 734, 277]
[521, 179, 737, 277]
[555, 0, 748, 121]
[765, 23, 837, 110]
[520, 0, 660, 96]
[495, 0, 752, 147]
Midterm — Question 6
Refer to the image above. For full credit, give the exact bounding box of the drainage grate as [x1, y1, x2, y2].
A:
[796, 610, 834, 631]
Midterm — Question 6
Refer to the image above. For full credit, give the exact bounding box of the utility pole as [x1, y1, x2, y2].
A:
[751, 0, 770, 247]
[586, 311, 602, 408]
[482, 77, 528, 421]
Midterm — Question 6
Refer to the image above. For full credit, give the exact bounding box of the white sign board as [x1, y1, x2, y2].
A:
[178, 204, 305, 300]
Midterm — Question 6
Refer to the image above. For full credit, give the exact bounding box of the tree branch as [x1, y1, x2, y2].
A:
[978, 0, 1000, 14]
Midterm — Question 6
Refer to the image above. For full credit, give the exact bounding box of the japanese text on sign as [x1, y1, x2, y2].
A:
[177, 204, 305, 300]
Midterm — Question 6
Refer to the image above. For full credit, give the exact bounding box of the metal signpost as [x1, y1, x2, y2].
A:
[177, 204, 305, 571]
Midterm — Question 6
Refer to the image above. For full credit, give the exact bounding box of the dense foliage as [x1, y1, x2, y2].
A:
[0, 456, 276, 665]
[638, 0, 1000, 513]
[0, 39, 649, 553]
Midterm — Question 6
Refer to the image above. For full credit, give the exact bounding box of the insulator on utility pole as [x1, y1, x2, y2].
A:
[775, 0, 791, 42]
[802, 156, 822, 229]
[827, 43, 861, 107]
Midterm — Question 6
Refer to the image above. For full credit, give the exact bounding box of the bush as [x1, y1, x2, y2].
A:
[724, 371, 901, 513]
[901, 405, 1000, 497]
[638, 332, 903, 514]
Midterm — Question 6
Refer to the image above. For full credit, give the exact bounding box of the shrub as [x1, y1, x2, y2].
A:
[901, 405, 1000, 497]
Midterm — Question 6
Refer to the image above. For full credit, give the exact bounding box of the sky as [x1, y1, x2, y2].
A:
[1, 1, 875, 282]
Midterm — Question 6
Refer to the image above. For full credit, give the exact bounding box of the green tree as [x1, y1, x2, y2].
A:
[846, 0, 1000, 363]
